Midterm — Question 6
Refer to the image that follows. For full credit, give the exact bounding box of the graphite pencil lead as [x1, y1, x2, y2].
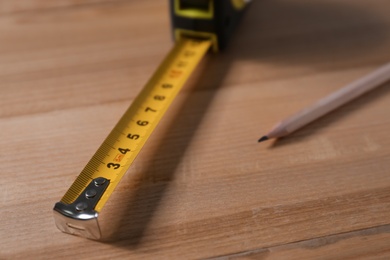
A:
[258, 136, 269, 143]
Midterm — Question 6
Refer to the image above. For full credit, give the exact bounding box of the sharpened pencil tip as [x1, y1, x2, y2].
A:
[258, 136, 269, 143]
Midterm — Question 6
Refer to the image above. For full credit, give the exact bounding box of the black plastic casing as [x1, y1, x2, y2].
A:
[169, 0, 248, 51]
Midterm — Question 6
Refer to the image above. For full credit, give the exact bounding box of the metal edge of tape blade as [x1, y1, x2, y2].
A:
[53, 177, 109, 239]
[53, 38, 212, 240]
[53, 210, 101, 240]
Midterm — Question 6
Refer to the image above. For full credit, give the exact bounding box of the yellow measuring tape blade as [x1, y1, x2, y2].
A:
[60, 38, 211, 212]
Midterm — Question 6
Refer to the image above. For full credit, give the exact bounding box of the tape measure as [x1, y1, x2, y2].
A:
[54, 0, 249, 240]
[53, 38, 211, 239]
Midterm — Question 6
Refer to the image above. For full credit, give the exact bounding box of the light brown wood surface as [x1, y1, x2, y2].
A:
[1, 0, 390, 259]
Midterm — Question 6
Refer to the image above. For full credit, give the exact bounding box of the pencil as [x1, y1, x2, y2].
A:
[258, 62, 390, 143]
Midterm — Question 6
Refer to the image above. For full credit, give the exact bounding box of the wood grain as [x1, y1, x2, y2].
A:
[1, 0, 390, 259]
[222, 225, 390, 259]
[0, 0, 122, 14]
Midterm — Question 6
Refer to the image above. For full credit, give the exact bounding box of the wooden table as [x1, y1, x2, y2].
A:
[1, 0, 390, 259]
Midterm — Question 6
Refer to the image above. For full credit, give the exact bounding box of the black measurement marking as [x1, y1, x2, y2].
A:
[162, 84, 173, 89]
[118, 148, 130, 154]
[127, 134, 140, 140]
[154, 95, 165, 101]
[183, 50, 195, 57]
[112, 128, 126, 135]
[137, 120, 149, 126]
[177, 61, 187, 68]
[145, 107, 157, 113]
[103, 141, 116, 150]
[107, 163, 120, 169]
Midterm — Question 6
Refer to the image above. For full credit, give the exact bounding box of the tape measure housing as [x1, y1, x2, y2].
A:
[170, 0, 248, 51]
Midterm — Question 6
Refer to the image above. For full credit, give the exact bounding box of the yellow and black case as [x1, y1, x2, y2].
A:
[170, 0, 250, 52]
